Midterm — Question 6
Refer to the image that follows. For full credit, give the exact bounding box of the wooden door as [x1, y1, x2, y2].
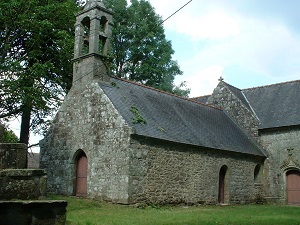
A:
[286, 170, 300, 205]
[76, 154, 88, 196]
[218, 166, 227, 204]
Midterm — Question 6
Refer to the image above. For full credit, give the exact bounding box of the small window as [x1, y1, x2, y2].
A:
[254, 164, 261, 183]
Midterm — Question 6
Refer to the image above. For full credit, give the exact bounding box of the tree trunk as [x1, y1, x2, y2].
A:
[19, 105, 32, 145]
[19, 104, 32, 169]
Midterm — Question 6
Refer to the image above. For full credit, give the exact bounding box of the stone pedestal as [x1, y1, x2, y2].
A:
[0, 169, 47, 200]
[0, 200, 67, 225]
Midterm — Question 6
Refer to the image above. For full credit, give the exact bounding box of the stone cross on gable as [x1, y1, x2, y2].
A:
[218, 76, 224, 82]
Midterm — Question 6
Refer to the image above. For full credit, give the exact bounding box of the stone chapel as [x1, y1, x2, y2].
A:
[40, 0, 300, 205]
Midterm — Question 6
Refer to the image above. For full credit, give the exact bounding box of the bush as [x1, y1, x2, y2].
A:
[3, 128, 19, 143]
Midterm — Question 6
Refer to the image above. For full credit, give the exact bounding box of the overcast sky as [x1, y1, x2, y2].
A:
[148, 0, 300, 97]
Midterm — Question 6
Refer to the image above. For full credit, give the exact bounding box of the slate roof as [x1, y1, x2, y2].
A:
[99, 78, 265, 157]
[243, 80, 300, 129]
[190, 95, 210, 104]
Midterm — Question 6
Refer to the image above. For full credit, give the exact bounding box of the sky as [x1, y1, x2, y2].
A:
[9, 0, 300, 151]
[148, 0, 300, 97]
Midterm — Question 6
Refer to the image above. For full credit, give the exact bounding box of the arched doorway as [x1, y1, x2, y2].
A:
[286, 170, 300, 205]
[75, 152, 88, 196]
[218, 165, 228, 204]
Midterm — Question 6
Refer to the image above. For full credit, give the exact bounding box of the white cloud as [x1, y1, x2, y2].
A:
[168, 10, 240, 40]
[176, 65, 223, 97]
[150, 1, 240, 40]
[149, 0, 300, 82]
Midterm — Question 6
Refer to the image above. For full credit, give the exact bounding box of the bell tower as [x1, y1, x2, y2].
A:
[72, 0, 113, 85]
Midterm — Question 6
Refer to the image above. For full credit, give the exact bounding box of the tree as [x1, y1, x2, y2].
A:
[0, 123, 18, 143]
[0, 0, 78, 145]
[3, 128, 19, 143]
[103, 0, 190, 96]
[0, 0, 189, 146]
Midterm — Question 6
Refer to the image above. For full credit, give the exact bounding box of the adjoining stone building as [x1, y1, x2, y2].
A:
[40, 0, 300, 205]
[194, 79, 300, 204]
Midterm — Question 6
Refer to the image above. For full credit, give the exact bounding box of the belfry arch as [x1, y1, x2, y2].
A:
[81, 16, 90, 55]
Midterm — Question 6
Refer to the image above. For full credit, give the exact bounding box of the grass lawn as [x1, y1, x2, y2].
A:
[50, 196, 300, 225]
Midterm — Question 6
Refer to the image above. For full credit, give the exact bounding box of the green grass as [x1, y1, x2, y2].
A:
[50, 195, 300, 225]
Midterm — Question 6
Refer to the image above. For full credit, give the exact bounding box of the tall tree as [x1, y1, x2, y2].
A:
[0, 0, 78, 144]
[0, 0, 189, 145]
[103, 0, 190, 96]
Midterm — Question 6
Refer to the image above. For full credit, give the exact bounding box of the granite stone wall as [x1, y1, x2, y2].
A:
[259, 127, 300, 203]
[40, 81, 132, 203]
[128, 136, 264, 205]
[207, 81, 260, 139]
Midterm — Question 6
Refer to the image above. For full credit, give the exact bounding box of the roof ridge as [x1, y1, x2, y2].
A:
[112, 76, 222, 110]
[243, 79, 300, 91]
[190, 94, 211, 99]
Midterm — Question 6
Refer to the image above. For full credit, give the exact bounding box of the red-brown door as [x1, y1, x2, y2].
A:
[76, 154, 88, 196]
[286, 170, 300, 205]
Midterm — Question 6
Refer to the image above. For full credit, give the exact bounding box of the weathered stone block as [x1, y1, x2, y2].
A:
[0, 143, 27, 169]
[0, 169, 47, 200]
